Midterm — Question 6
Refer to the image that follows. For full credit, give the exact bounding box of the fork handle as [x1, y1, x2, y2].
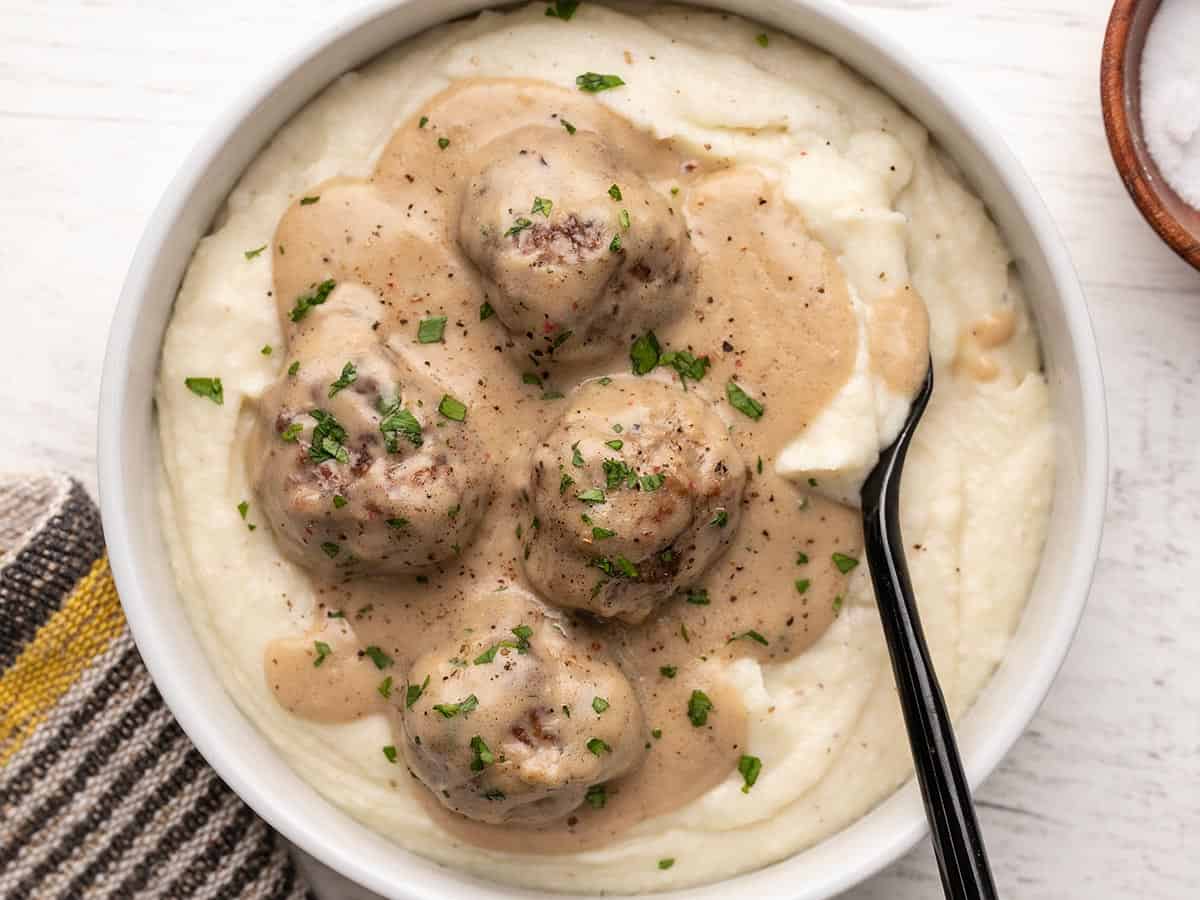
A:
[862, 443, 999, 900]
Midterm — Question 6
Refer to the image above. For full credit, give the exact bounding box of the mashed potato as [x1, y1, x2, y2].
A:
[156, 3, 1053, 893]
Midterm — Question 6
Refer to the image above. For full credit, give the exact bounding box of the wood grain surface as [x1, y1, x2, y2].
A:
[1, 1, 1197, 898]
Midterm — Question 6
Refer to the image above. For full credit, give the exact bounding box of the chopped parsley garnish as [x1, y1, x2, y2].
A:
[808, 477, 818, 487]
[333, 494, 347, 509]
[300, 195, 320, 205]
[364, 645, 393, 669]
[571, 443, 585, 467]
[280, 422, 303, 442]
[652, 728, 663, 739]
[244, 244, 267, 260]
[794, 578, 811, 595]
[483, 789, 506, 801]
[320, 541, 340, 558]
[387, 517, 409, 529]
[685, 588, 709, 606]
[382, 745, 398, 763]
[687, 690, 713, 726]
[738, 754, 763, 792]
[522, 372, 543, 387]
[710, 509, 728, 528]
[598, 376, 613, 385]
[560, 471, 576, 495]
[531, 196, 554, 217]
[438, 394, 467, 421]
[474, 626, 532, 665]
[658, 858, 675, 870]
[312, 641, 332, 667]
[479, 300, 495, 320]
[591, 554, 638, 579]
[729, 629, 769, 646]
[603, 458, 635, 490]
[618, 208, 631, 230]
[418, 115, 429, 128]
[417, 316, 447, 343]
[184, 377, 223, 405]
[592, 696, 610, 714]
[561, 118, 577, 135]
[505, 216, 533, 238]
[586, 737, 611, 756]
[608, 183, 622, 201]
[659, 665, 677, 678]
[289, 279, 336, 322]
[288, 360, 300, 376]
[605, 439, 623, 450]
[576, 72, 625, 92]
[585, 783, 607, 809]
[796, 551, 810, 565]
[545, 0, 579, 20]
[577, 487, 606, 504]
[405, 674, 430, 708]
[447, 504, 461, 520]
[639, 472, 666, 492]
[260, 344, 272, 356]
[437, 136, 450, 150]
[659, 349, 710, 384]
[755, 33, 769, 48]
[592, 525, 615, 540]
[833, 595, 844, 614]
[328, 361, 357, 396]
[309, 409, 349, 463]
[379, 402, 423, 451]
[469, 735, 494, 770]
[609, 233, 622, 253]
[832, 552, 859, 574]
[726, 380, 764, 419]
[474, 645, 500, 665]
[377, 676, 393, 699]
[630, 331, 661, 375]
[432, 694, 479, 718]
[757, 456, 764, 474]
[237, 500, 250, 520]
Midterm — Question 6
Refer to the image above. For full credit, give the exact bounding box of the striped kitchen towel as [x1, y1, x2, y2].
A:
[0, 473, 314, 900]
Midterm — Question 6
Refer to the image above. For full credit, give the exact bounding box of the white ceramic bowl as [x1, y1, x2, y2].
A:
[98, 1, 1107, 898]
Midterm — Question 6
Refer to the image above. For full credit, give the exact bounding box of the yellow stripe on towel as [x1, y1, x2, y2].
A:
[0, 555, 125, 766]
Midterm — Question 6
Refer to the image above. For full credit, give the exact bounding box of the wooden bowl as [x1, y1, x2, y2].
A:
[1101, 0, 1200, 270]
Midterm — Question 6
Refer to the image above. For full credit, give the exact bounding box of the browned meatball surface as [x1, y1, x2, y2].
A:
[459, 125, 694, 363]
[250, 298, 493, 577]
[398, 590, 645, 826]
[522, 375, 747, 623]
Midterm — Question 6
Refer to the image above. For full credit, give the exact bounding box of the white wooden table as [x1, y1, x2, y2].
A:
[4, 1, 1197, 897]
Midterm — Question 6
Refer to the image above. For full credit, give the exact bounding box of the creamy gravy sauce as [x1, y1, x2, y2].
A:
[953, 307, 1018, 382]
[258, 78, 918, 854]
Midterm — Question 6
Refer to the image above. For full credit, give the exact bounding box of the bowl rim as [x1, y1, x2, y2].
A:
[1100, 0, 1200, 271]
[98, 1, 1108, 898]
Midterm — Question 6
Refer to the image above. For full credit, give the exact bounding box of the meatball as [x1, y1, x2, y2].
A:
[459, 126, 694, 363]
[399, 590, 644, 825]
[523, 376, 747, 623]
[250, 301, 492, 577]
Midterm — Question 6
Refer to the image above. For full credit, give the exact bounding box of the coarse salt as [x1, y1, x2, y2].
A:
[1141, 0, 1200, 209]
